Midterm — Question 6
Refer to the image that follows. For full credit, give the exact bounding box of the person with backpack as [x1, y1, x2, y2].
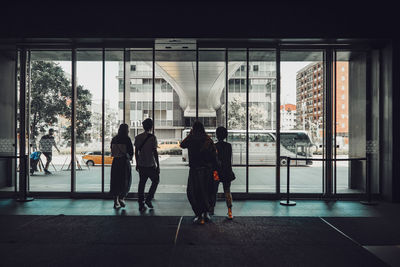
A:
[209, 126, 235, 220]
[110, 124, 134, 209]
[134, 118, 160, 212]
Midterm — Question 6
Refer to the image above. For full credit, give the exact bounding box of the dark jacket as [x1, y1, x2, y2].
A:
[216, 141, 234, 182]
[180, 134, 217, 169]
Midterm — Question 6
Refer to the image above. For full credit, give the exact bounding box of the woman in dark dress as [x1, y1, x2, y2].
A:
[180, 121, 217, 225]
[110, 124, 134, 209]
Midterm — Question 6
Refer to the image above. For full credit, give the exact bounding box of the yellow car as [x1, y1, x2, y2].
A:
[82, 151, 113, 166]
[158, 140, 180, 150]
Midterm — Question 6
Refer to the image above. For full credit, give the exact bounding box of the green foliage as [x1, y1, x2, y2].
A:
[227, 96, 267, 130]
[30, 61, 92, 144]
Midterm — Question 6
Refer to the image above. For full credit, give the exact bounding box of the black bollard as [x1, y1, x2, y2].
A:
[280, 157, 296, 206]
[360, 156, 377, 205]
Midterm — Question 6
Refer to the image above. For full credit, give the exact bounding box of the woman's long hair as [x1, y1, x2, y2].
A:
[192, 121, 206, 136]
[117, 123, 129, 137]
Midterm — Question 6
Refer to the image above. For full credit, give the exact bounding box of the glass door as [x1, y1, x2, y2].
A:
[280, 50, 325, 194]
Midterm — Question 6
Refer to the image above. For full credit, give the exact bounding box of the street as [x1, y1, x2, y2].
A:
[19, 155, 362, 194]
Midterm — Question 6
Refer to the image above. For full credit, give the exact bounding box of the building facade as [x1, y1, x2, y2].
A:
[296, 62, 348, 147]
[118, 61, 277, 140]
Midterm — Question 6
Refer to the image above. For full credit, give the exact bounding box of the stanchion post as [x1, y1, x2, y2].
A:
[16, 155, 34, 202]
[280, 156, 296, 206]
[361, 156, 377, 205]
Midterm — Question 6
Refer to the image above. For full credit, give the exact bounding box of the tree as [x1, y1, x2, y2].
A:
[227, 96, 246, 129]
[227, 96, 267, 130]
[30, 61, 92, 145]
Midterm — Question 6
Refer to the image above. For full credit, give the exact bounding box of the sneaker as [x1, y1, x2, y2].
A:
[145, 200, 154, 209]
[193, 216, 201, 224]
[118, 198, 126, 208]
[227, 208, 233, 220]
[139, 203, 147, 212]
[203, 212, 211, 222]
[113, 202, 121, 209]
[199, 217, 205, 225]
[44, 169, 52, 175]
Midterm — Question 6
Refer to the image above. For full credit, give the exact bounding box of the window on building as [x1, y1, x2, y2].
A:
[341, 76, 345, 81]
[130, 65, 136, 71]
[342, 104, 345, 110]
[341, 94, 345, 100]
[253, 65, 259, 71]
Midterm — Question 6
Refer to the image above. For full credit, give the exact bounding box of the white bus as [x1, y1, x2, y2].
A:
[181, 129, 315, 166]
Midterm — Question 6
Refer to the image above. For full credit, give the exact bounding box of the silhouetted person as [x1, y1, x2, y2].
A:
[180, 121, 217, 225]
[210, 126, 235, 219]
[110, 124, 133, 209]
[134, 118, 160, 212]
[39, 128, 60, 175]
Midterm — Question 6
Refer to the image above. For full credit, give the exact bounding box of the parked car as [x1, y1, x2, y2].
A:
[82, 151, 113, 166]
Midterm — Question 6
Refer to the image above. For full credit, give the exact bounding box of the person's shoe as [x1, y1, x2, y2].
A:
[203, 212, 211, 222]
[199, 217, 205, 225]
[227, 208, 233, 220]
[44, 169, 52, 175]
[30, 169, 34, 175]
[113, 202, 121, 209]
[145, 200, 154, 209]
[118, 198, 126, 208]
[139, 203, 147, 212]
[209, 206, 214, 215]
[193, 216, 201, 224]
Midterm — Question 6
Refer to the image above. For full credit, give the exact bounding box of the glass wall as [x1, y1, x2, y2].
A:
[227, 50, 247, 192]
[248, 50, 276, 192]
[76, 50, 102, 192]
[154, 50, 195, 193]
[29, 51, 72, 192]
[128, 49, 154, 193]
[280, 50, 324, 193]
[104, 50, 124, 192]
[199, 49, 226, 194]
[12, 45, 373, 197]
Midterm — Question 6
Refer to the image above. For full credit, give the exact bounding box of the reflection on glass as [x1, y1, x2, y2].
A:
[29, 51, 71, 191]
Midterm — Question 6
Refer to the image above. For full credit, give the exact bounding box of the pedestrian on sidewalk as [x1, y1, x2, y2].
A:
[110, 123, 133, 209]
[134, 118, 160, 212]
[180, 121, 217, 225]
[39, 128, 60, 175]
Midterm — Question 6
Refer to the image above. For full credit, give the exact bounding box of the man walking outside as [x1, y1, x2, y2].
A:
[39, 128, 60, 175]
[134, 118, 160, 212]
